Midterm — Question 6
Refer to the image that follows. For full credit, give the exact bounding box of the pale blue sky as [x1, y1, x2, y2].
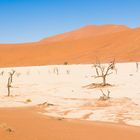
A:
[0, 0, 140, 43]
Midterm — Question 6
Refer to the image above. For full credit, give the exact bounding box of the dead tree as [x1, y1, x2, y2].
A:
[99, 89, 110, 101]
[66, 70, 70, 75]
[53, 67, 59, 75]
[136, 62, 139, 72]
[0, 71, 4, 76]
[7, 70, 15, 96]
[93, 59, 115, 86]
[9, 70, 15, 83]
[7, 77, 12, 96]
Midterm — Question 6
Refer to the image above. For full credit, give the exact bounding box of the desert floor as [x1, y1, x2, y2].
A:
[0, 107, 140, 140]
[0, 62, 140, 139]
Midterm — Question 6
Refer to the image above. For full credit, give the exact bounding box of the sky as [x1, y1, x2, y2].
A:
[0, 0, 140, 43]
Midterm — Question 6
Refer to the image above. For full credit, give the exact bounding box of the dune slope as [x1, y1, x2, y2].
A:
[0, 24, 140, 67]
[0, 107, 140, 140]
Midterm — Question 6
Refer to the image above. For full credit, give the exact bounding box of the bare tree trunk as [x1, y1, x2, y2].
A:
[8, 86, 10, 96]
[136, 62, 139, 72]
[103, 76, 106, 86]
[7, 77, 11, 96]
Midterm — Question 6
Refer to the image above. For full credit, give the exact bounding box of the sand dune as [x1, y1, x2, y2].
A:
[0, 107, 140, 140]
[0, 24, 140, 67]
[41, 24, 130, 43]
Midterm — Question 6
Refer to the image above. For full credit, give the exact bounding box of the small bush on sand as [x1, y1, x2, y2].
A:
[26, 99, 32, 103]
[64, 62, 68, 65]
[6, 128, 14, 133]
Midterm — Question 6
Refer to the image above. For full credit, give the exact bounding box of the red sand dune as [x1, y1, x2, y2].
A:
[0, 24, 140, 67]
[41, 24, 129, 43]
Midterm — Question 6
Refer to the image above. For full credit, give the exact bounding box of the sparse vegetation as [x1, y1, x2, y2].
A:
[64, 61, 68, 65]
[0, 123, 14, 133]
[57, 117, 64, 121]
[6, 127, 14, 133]
[26, 99, 32, 103]
[38, 102, 54, 107]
